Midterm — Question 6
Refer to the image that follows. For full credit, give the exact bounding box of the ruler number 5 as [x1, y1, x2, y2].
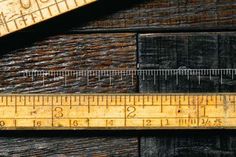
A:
[54, 107, 63, 118]
[126, 106, 136, 118]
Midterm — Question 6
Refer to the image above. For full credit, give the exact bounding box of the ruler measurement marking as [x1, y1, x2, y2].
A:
[51, 96, 54, 127]
[0, 104, 225, 107]
[0, 117, 233, 119]
[54, 0, 62, 14]
[64, 0, 69, 10]
[0, 94, 235, 129]
[20, 10, 27, 26]
[15, 96, 17, 114]
[0, 12, 10, 32]
[0, 0, 96, 37]
[35, 0, 45, 19]
[124, 95, 127, 127]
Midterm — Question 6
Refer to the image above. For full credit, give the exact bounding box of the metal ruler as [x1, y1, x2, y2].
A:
[21, 69, 236, 86]
[0, 0, 96, 37]
[0, 69, 234, 129]
[0, 93, 235, 130]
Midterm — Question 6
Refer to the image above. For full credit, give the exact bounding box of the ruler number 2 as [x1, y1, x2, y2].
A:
[126, 106, 136, 118]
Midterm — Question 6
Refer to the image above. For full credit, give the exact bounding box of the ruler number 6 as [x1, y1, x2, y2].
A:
[126, 106, 136, 118]
[54, 107, 63, 118]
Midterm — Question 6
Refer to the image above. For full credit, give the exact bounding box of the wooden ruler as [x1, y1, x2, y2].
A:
[0, 0, 96, 37]
[0, 93, 235, 130]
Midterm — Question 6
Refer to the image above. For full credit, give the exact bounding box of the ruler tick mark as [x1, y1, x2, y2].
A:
[0, 12, 10, 32]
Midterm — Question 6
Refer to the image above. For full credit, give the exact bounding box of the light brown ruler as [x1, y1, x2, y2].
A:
[0, 93, 235, 130]
[0, 0, 96, 37]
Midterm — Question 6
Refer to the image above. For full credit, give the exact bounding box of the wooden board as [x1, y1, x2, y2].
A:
[0, 33, 139, 156]
[0, 132, 138, 156]
[0, 33, 137, 93]
[0, 0, 235, 156]
[67, 0, 236, 32]
[138, 32, 236, 156]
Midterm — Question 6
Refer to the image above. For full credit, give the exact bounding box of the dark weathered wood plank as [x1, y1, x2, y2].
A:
[138, 32, 236, 93]
[0, 33, 138, 156]
[141, 131, 236, 157]
[0, 33, 137, 93]
[74, 0, 236, 32]
[139, 32, 236, 157]
[0, 135, 138, 156]
[8, 0, 235, 36]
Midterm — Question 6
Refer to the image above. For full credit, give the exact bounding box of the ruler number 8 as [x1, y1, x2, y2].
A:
[54, 107, 63, 118]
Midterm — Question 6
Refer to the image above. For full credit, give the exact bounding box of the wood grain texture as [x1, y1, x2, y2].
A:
[138, 32, 236, 93]
[139, 32, 236, 157]
[74, 0, 236, 32]
[8, 0, 235, 36]
[0, 33, 137, 93]
[0, 135, 138, 156]
[141, 131, 236, 157]
[0, 33, 138, 156]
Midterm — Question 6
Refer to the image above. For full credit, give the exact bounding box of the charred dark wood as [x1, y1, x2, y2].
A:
[139, 32, 236, 157]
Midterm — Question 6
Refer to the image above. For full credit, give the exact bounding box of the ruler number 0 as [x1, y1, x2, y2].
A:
[54, 107, 63, 118]
[126, 106, 136, 118]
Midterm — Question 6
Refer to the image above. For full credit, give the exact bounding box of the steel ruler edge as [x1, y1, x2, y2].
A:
[0, 0, 97, 37]
[0, 93, 235, 130]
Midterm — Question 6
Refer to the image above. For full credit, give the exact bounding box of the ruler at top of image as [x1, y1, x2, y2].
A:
[0, 93, 236, 130]
[0, 0, 96, 37]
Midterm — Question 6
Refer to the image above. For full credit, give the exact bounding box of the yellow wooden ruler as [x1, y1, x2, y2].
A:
[0, 93, 235, 130]
[0, 0, 96, 37]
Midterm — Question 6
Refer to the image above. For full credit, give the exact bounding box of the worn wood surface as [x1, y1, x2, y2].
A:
[0, 33, 138, 156]
[8, 0, 235, 36]
[0, 132, 138, 156]
[138, 32, 236, 93]
[0, 0, 235, 156]
[139, 33, 236, 157]
[73, 0, 236, 32]
[0, 33, 137, 93]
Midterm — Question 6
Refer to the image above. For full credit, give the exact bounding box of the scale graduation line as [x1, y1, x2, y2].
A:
[0, 93, 234, 130]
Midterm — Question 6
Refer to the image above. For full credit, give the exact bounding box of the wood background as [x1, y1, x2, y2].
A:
[0, 0, 236, 156]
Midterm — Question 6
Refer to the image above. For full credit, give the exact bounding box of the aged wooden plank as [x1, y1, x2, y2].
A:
[0, 33, 138, 156]
[7, 0, 235, 36]
[0, 33, 137, 93]
[0, 134, 138, 156]
[72, 0, 236, 32]
[141, 131, 236, 157]
[139, 32, 236, 156]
